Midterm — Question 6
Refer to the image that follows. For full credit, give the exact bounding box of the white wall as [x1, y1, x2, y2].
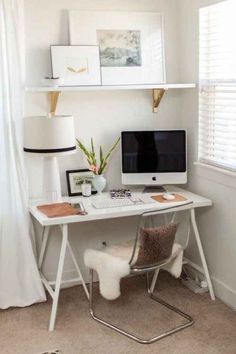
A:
[179, 0, 236, 308]
[25, 0, 236, 309]
[24, 0, 183, 282]
[24, 0, 183, 198]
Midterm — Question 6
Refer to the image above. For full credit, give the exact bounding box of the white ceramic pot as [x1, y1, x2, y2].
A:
[92, 174, 106, 194]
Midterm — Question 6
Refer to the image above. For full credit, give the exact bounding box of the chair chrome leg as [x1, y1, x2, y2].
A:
[145, 272, 194, 341]
[88, 269, 194, 345]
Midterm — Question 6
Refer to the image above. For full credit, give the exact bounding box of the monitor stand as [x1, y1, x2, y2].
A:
[143, 186, 166, 193]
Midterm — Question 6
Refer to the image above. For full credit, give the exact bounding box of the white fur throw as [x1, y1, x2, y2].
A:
[84, 242, 183, 300]
[162, 243, 184, 278]
[84, 249, 130, 300]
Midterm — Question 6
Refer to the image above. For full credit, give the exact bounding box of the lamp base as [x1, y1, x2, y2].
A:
[43, 156, 62, 202]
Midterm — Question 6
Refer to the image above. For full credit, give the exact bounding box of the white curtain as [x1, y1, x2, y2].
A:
[0, 0, 46, 308]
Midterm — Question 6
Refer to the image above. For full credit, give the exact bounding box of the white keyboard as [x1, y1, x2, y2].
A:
[92, 198, 136, 209]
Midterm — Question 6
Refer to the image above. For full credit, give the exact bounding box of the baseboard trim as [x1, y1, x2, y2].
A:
[185, 258, 236, 310]
[43, 269, 82, 289]
[43, 262, 236, 310]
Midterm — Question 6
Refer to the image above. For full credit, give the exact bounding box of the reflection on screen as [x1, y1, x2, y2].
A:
[122, 131, 186, 173]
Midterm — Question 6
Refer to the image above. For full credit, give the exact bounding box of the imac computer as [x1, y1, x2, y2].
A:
[121, 130, 187, 191]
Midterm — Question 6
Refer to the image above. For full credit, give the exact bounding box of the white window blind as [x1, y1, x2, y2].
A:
[199, 0, 236, 172]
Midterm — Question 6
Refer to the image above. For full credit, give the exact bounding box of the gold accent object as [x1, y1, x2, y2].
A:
[153, 89, 166, 113]
[49, 91, 61, 117]
[67, 67, 87, 74]
[47, 87, 166, 116]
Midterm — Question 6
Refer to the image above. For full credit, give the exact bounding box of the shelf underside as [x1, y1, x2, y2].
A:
[25, 83, 197, 115]
[26, 83, 196, 92]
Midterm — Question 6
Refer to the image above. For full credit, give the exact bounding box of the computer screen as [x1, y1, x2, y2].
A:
[121, 130, 187, 186]
[122, 130, 186, 173]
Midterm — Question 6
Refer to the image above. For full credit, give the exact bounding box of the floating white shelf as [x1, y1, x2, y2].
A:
[25, 83, 197, 115]
[25, 83, 196, 92]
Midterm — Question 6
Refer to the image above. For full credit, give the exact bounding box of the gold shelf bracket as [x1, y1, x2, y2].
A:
[48, 91, 61, 117]
[47, 88, 165, 116]
[152, 89, 166, 113]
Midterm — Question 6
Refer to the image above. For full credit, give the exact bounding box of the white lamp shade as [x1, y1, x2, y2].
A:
[24, 115, 76, 156]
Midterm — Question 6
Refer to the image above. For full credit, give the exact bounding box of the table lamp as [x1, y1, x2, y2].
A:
[24, 115, 76, 202]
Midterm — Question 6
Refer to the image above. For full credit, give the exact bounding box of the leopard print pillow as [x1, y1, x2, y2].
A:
[132, 224, 178, 268]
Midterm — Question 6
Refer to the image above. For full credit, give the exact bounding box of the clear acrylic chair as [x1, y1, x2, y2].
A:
[88, 207, 194, 344]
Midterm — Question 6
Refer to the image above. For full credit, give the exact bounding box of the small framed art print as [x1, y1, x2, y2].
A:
[66, 169, 96, 196]
[51, 45, 101, 86]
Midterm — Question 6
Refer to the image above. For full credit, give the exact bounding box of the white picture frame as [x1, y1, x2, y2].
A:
[69, 11, 166, 86]
[51, 45, 101, 86]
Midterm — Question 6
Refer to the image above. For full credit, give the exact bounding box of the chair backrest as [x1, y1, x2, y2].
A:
[129, 205, 191, 270]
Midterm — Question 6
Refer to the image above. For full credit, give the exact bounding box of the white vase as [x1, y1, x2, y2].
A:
[92, 174, 106, 194]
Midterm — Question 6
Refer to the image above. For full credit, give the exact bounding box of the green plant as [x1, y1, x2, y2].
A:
[76, 137, 120, 175]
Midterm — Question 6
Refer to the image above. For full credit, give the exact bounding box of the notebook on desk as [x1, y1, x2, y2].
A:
[37, 202, 87, 218]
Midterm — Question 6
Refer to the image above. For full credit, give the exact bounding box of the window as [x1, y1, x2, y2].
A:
[199, 0, 236, 172]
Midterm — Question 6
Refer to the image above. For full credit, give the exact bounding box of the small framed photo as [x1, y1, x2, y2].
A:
[66, 169, 96, 196]
[51, 45, 101, 86]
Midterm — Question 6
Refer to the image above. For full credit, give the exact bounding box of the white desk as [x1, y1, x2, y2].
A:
[29, 186, 215, 331]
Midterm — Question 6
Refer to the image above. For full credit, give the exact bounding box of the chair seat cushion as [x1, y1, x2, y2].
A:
[104, 239, 134, 261]
[85, 237, 183, 300]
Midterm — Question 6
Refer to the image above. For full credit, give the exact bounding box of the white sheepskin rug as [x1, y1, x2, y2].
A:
[84, 249, 130, 300]
[84, 242, 183, 300]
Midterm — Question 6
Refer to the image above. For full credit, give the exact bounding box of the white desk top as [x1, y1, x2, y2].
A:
[29, 186, 212, 227]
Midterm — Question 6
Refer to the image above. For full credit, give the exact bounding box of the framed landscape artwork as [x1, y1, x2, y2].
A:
[51, 45, 101, 86]
[69, 11, 166, 85]
[66, 169, 97, 196]
[97, 29, 142, 67]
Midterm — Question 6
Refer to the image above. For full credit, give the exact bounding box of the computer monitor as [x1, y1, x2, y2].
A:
[121, 130, 187, 188]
